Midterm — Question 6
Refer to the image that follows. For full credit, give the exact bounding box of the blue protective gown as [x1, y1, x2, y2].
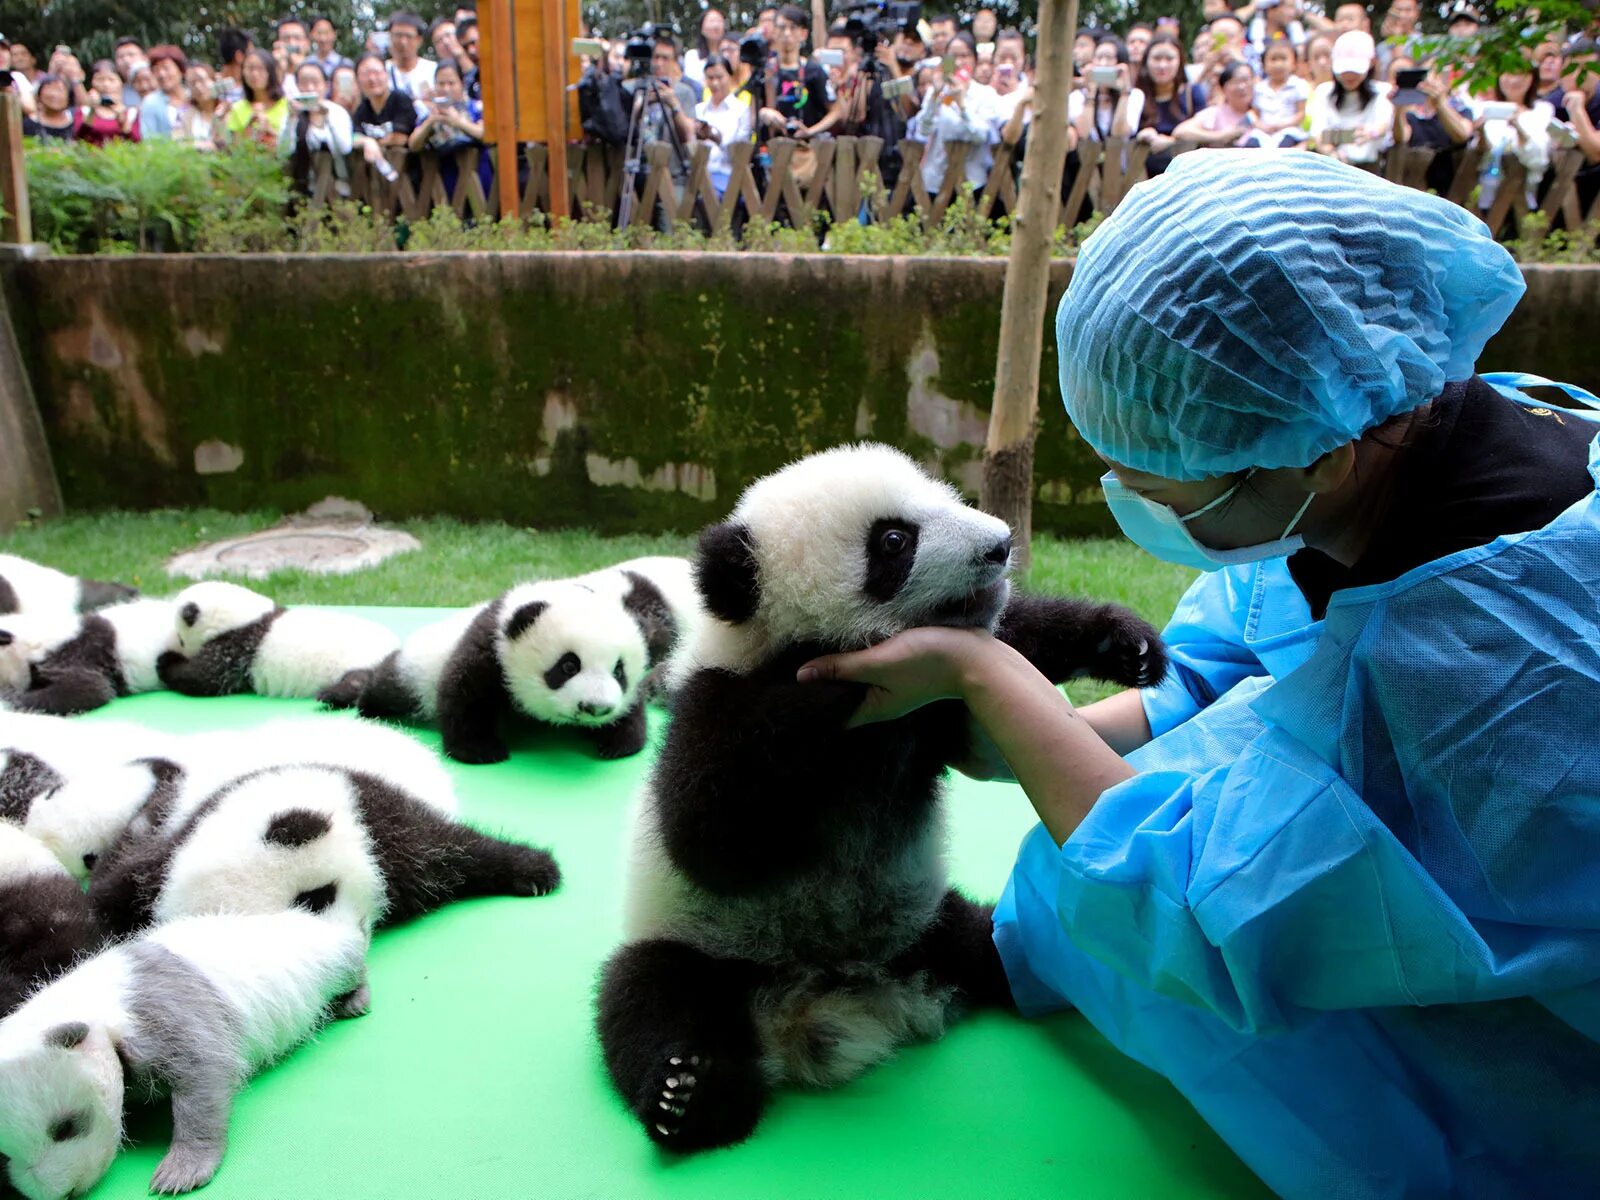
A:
[994, 387, 1600, 1198]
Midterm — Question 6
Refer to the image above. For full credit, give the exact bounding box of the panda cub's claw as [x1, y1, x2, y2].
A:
[641, 1050, 763, 1152]
[149, 1141, 225, 1195]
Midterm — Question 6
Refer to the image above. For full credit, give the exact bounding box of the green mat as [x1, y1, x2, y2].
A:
[76, 608, 1267, 1200]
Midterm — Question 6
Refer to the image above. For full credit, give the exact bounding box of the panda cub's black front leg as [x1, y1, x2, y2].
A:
[995, 591, 1167, 689]
[586, 702, 648, 760]
[597, 939, 771, 1152]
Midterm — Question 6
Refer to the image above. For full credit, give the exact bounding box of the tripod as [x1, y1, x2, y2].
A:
[618, 71, 690, 228]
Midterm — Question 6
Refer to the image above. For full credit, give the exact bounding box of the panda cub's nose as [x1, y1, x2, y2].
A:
[578, 701, 614, 718]
[983, 537, 1012, 566]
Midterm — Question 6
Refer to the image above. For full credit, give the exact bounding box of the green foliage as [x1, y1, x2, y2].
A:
[1409, 0, 1596, 95]
[26, 138, 290, 253]
[1507, 211, 1600, 264]
[0, 0, 373, 68]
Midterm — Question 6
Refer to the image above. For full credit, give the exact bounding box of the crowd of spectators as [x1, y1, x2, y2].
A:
[3, 0, 1598, 222]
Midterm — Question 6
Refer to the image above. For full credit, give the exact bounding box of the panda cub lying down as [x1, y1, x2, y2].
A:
[598, 445, 1166, 1151]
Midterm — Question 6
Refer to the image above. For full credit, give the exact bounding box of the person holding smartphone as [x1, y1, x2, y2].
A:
[1072, 36, 1144, 144]
[694, 55, 752, 197]
[20, 74, 78, 143]
[175, 64, 226, 150]
[909, 32, 998, 197]
[77, 59, 141, 145]
[1473, 66, 1555, 218]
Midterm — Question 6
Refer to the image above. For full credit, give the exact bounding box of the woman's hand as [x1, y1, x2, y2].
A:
[361, 137, 383, 164]
[759, 105, 785, 129]
[796, 626, 996, 727]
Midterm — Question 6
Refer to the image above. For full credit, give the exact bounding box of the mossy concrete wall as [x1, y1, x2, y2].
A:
[4, 253, 1596, 536]
[0, 260, 63, 531]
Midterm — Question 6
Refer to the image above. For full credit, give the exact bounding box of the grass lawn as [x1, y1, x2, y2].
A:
[0, 509, 1197, 702]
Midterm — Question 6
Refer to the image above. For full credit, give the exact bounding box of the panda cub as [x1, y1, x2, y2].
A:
[157, 581, 399, 700]
[0, 910, 366, 1199]
[0, 554, 138, 618]
[328, 557, 699, 764]
[0, 597, 178, 715]
[88, 759, 561, 948]
[597, 445, 1166, 1151]
[0, 823, 102, 1019]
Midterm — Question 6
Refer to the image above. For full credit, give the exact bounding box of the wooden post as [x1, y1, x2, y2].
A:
[488, 0, 521, 220]
[0, 93, 31, 245]
[979, 0, 1079, 568]
[540, 0, 570, 222]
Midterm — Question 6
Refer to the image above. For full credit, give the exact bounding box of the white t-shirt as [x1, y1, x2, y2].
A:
[388, 57, 438, 99]
[1253, 75, 1310, 126]
[1068, 86, 1147, 140]
[278, 100, 355, 157]
[695, 92, 752, 178]
[1477, 99, 1556, 203]
[1306, 79, 1394, 162]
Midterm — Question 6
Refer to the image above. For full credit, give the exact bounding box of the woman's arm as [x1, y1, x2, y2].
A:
[1173, 107, 1239, 146]
[1076, 688, 1155, 756]
[1566, 91, 1600, 163]
[798, 630, 1133, 844]
[406, 112, 438, 152]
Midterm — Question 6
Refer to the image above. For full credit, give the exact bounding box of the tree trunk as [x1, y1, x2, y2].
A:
[980, 0, 1080, 570]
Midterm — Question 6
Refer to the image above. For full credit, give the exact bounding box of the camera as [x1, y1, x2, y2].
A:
[739, 31, 769, 68]
[621, 22, 668, 77]
[837, 0, 922, 57]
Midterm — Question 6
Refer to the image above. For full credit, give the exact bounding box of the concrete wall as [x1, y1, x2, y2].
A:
[0, 260, 62, 530]
[5, 252, 1596, 536]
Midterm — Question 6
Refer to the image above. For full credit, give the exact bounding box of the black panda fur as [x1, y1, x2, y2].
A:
[155, 608, 281, 697]
[595, 445, 1167, 1152]
[0, 751, 64, 822]
[16, 616, 124, 716]
[0, 828, 104, 1017]
[88, 764, 561, 937]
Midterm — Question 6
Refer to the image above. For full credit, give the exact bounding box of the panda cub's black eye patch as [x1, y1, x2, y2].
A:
[180, 602, 200, 627]
[0, 631, 12, 647]
[50, 1112, 86, 1142]
[613, 661, 628, 692]
[863, 518, 921, 603]
[543, 652, 582, 691]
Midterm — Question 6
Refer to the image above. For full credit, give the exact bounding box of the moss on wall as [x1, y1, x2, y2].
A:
[6, 254, 1596, 536]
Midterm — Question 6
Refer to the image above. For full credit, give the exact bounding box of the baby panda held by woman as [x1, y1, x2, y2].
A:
[598, 445, 1165, 1151]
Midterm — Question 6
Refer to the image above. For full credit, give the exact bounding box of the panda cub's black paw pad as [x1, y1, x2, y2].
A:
[649, 1054, 705, 1141]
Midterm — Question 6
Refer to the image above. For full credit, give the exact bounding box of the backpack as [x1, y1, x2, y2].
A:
[577, 67, 631, 146]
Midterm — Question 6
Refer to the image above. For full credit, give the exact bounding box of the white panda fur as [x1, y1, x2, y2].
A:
[161, 581, 399, 699]
[497, 578, 649, 727]
[0, 555, 138, 619]
[0, 910, 366, 1200]
[598, 444, 1168, 1151]
[366, 604, 487, 722]
[98, 596, 181, 695]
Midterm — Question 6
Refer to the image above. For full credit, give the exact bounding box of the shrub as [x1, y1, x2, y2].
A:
[26, 138, 290, 254]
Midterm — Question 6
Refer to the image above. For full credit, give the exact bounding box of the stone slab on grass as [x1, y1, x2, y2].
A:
[167, 498, 421, 580]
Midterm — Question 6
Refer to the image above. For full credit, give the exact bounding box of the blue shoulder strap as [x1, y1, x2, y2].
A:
[1481, 371, 1600, 421]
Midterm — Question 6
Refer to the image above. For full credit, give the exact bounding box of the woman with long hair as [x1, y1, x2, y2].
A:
[1306, 30, 1392, 163]
[1134, 32, 1205, 173]
[1073, 35, 1144, 143]
[686, 9, 726, 88]
[176, 63, 227, 150]
[20, 75, 78, 143]
[1475, 63, 1556, 216]
[224, 47, 289, 148]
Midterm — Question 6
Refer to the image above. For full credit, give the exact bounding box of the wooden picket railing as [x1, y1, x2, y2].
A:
[302, 133, 1600, 244]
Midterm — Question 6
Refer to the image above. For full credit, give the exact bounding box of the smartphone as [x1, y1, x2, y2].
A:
[1549, 119, 1578, 147]
[941, 54, 955, 74]
[1089, 64, 1120, 86]
[373, 30, 392, 54]
[814, 47, 845, 68]
[1184, 62, 1206, 84]
[994, 63, 1016, 82]
[1394, 67, 1426, 88]
[977, 41, 995, 55]
[881, 75, 913, 99]
[1324, 127, 1358, 145]
[1391, 67, 1427, 107]
[99, 95, 116, 108]
[1479, 100, 1517, 122]
[571, 37, 606, 58]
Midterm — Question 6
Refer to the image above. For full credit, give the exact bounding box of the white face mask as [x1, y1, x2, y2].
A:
[1100, 468, 1315, 572]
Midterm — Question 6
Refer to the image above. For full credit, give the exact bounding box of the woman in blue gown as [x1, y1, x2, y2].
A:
[798, 151, 1600, 1197]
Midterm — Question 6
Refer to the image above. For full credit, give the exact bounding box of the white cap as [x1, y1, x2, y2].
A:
[1331, 30, 1376, 75]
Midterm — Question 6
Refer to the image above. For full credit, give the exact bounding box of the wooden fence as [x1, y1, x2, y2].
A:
[311, 133, 1600, 242]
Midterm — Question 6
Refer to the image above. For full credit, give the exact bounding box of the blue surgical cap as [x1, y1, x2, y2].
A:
[1057, 151, 1526, 481]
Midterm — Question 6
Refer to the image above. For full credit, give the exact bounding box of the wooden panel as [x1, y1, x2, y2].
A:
[481, 0, 582, 145]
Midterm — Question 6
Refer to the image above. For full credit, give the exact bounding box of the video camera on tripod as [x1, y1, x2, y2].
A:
[836, 0, 922, 59]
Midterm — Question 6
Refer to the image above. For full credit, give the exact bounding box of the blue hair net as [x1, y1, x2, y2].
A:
[1056, 151, 1526, 481]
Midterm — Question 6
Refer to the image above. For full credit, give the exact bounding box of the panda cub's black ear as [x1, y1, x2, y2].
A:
[695, 522, 760, 625]
[505, 601, 549, 642]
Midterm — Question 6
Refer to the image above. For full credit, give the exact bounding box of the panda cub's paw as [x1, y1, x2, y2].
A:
[149, 1141, 225, 1195]
[443, 735, 511, 766]
[1092, 612, 1168, 689]
[505, 846, 563, 897]
[641, 1050, 764, 1152]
